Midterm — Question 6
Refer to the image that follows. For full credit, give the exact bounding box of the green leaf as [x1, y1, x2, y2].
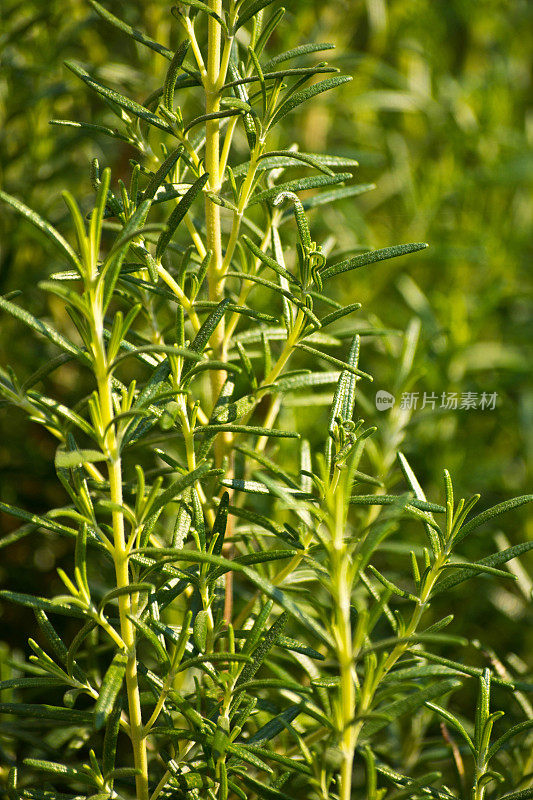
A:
[55, 449, 106, 469]
[452, 495, 533, 547]
[23, 759, 95, 784]
[210, 491, 229, 556]
[432, 540, 533, 596]
[321, 242, 428, 281]
[278, 635, 324, 660]
[294, 182, 375, 211]
[319, 303, 362, 329]
[257, 149, 334, 176]
[156, 173, 209, 260]
[210, 393, 257, 425]
[65, 61, 173, 133]
[269, 75, 352, 128]
[247, 705, 302, 745]
[237, 774, 294, 800]
[0, 190, 81, 270]
[242, 235, 297, 284]
[367, 565, 419, 602]
[193, 610, 209, 653]
[0, 295, 85, 360]
[350, 495, 445, 514]
[360, 679, 461, 739]
[148, 461, 213, 518]
[500, 789, 533, 800]
[227, 742, 273, 773]
[141, 146, 184, 202]
[296, 342, 372, 380]
[99, 583, 154, 611]
[425, 702, 475, 754]
[0, 677, 66, 691]
[0, 502, 79, 538]
[397, 451, 441, 555]
[49, 118, 132, 144]
[94, 651, 128, 730]
[249, 173, 351, 207]
[0, 704, 92, 723]
[487, 718, 533, 760]
[274, 370, 340, 392]
[228, 505, 301, 547]
[199, 424, 299, 438]
[234, 613, 288, 690]
[234, 0, 278, 30]
[264, 42, 336, 70]
[172, 0, 227, 31]
[0, 591, 85, 619]
[127, 615, 170, 667]
[182, 298, 230, 377]
[233, 152, 359, 178]
[102, 697, 122, 776]
[89, 0, 173, 59]
[163, 41, 190, 110]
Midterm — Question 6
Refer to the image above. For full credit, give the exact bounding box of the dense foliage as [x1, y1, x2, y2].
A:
[0, 2, 531, 799]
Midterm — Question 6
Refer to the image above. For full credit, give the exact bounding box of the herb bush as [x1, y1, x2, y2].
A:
[0, 2, 532, 799]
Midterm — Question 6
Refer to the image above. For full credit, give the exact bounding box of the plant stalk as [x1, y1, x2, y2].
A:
[90, 291, 149, 800]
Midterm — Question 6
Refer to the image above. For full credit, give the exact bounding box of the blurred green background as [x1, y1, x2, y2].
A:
[0, 0, 531, 684]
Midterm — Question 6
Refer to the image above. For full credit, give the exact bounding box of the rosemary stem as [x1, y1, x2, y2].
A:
[91, 290, 149, 800]
[205, 0, 225, 418]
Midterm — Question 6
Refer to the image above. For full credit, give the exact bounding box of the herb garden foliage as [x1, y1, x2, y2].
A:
[0, 3, 531, 800]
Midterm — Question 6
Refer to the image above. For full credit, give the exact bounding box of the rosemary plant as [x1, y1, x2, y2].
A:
[0, 2, 532, 800]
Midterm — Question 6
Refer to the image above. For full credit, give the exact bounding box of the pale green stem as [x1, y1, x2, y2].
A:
[205, 0, 225, 416]
[89, 287, 149, 800]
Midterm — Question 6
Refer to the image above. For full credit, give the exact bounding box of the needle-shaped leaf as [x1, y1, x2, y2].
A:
[49, 119, 132, 144]
[293, 182, 375, 212]
[172, 1, 227, 31]
[89, 0, 173, 59]
[141, 146, 184, 202]
[233, 152, 358, 178]
[296, 342, 372, 380]
[452, 495, 533, 547]
[264, 42, 336, 70]
[249, 173, 351, 207]
[234, 0, 278, 31]
[235, 613, 288, 690]
[103, 698, 123, 776]
[65, 61, 173, 133]
[0, 190, 81, 271]
[259, 149, 333, 176]
[321, 242, 428, 281]
[156, 172, 209, 260]
[242, 235, 298, 283]
[269, 75, 352, 128]
[0, 591, 85, 619]
[148, 462, 213, 518]
[0, 704, 92, 723]
[163, 41, 190, 111]
[0, 296, 85, 359]
[431, 540, 533, 596]
[94, 651, 128, 730]
[247, 705, 303, 745]
[360, 679, 461, 739]
[488, 718, 533, 760]
[181, 298, 230, 376]
[198, 424, 299, 438]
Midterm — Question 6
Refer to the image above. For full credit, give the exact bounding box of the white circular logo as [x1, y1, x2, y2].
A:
[375, 390, 395, 410]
